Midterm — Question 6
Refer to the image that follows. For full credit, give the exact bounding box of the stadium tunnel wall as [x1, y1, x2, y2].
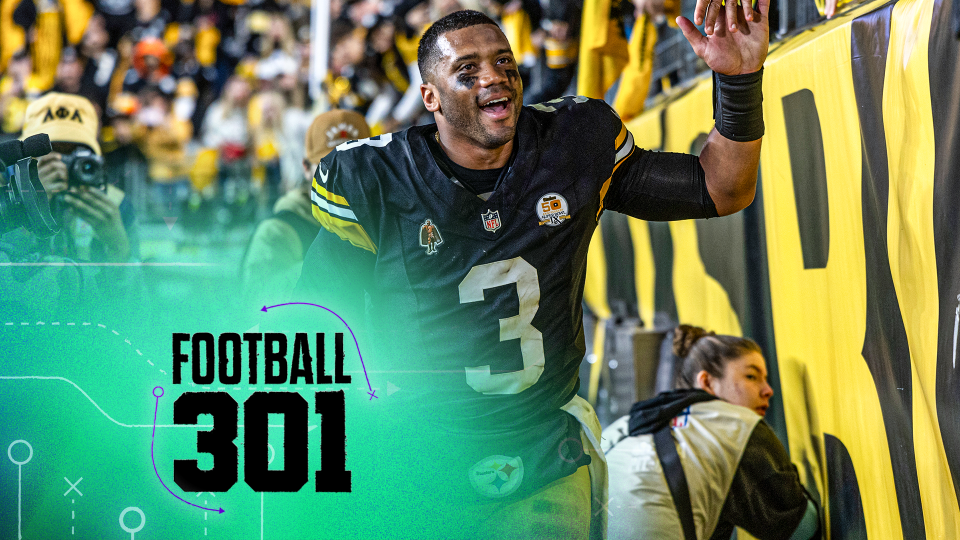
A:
[589, 0, 960, 536]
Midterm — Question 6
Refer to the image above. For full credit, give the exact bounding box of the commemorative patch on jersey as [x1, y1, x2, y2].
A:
[481, 209, 501, 232]
[418, 219, 443, 255]
[536, 193, 571, 226]
[670, 407, 692, 429]
[468, 455, 524, 498]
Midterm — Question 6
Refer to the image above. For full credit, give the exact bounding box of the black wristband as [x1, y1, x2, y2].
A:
[713, 68, 764, 142]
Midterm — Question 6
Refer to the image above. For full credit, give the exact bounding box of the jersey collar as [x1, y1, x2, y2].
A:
[408, 108, 541, 221]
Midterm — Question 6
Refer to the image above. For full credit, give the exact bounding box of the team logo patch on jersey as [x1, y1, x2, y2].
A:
[670, 407, 692, 429]
[536, 193, 571, 226]
[418, 219, 444, 255]
[468, 455, 524, 498]
[481, 209, 501, 232]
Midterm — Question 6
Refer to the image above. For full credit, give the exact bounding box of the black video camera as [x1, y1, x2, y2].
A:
[61, 147, 105, 189]
[0, 134, 60, 238]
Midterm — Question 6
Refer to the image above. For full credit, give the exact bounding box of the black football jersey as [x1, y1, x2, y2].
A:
[299, 96, 717, 500]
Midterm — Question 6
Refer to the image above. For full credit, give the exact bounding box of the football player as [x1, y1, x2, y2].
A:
[297, 5, 768, 538]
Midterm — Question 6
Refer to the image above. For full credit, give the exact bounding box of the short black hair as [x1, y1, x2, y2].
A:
[330, 19, 356, 47]
[417, 10, 501, 83]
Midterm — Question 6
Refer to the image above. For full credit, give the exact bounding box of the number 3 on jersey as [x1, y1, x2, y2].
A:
[458, 258, 545, 395]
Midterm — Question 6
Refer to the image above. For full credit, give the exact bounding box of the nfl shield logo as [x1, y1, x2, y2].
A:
[670, 407, 691, 429]
[482, 210, 501, 232]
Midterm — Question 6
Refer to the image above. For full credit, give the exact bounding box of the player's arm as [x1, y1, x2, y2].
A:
[679, 0, 770, 215]
[603, 145, 719, 221]
[294, 228, 375, 326]
[294, 150, 378, 323]
[597, 1, 768, 223]
[308, 152, 378, 254]
[698, 130, 760, 216]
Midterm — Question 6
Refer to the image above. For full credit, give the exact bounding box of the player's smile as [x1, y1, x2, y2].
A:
[477, 89, 515, 121]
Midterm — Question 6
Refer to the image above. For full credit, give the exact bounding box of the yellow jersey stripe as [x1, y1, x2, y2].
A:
[597, 146, 637, 220]
[311, 206, 378, 254]
[615, 123, 629, 150]
[311, 194, 358, 222]
[311, 180, 351, 207]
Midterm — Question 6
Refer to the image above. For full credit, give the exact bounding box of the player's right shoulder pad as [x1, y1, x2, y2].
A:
[310, 147, 378, 254]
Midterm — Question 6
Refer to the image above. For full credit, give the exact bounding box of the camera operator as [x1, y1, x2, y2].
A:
[1, 92, 144, 320]
[23, 92, 139, 264]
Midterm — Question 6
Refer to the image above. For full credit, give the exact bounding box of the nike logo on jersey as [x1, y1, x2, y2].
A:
[316, 163, 329, 184]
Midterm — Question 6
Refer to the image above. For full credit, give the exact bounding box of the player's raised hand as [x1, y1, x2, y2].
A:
[678, 0, 769, 75]
[695, 0, 754, 34]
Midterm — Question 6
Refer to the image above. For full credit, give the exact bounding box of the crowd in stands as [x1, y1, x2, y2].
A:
[0, 0, 846, 236]
[0, 0, 603, 230]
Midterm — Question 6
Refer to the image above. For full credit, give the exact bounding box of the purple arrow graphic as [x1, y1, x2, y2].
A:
[261, 302, 377, 400]
[150, 386, 225, 514]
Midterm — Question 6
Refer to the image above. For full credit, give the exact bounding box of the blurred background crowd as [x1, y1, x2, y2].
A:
[0, 0, 837, 322]
[0, 0, 835, 229]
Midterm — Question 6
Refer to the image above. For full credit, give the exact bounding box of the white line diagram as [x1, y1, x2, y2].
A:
[1, 322, 167, 377]
[7, 440, 33, 539]
[119, 507, 145, 539]
[63, 477, 82, 536]
[1, 376, 319, 538]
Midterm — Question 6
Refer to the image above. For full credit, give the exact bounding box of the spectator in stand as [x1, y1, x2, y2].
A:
[101, 92, 149, 215]
[492, 0, 542, 89]
[368, 16, 408, 94]
[169, 34, 216, 130]
[123, 37, 176, 95]
[11, 0, 94, 91]
[78, 14, 119, 115]
[250, 89, 285, 210]
[52, 46, 83, 96]
[0, 48, 43, 135]
[240, 109, 370, 310]
[202, 74, 253, 225]
[254, 15, 298, 89]
[361, 15, 409, 133]
[524, 0, 582, 104]
[92, 0, 136, 46]
[51, 46, 112, 121]
[375, 0, 432, 130]
[137, 84, 192, 219]
[344, 0, 382, 29]
[278, 64, 311, 194]
[326, 19, 375, 112]
[128, 0, 171, 44]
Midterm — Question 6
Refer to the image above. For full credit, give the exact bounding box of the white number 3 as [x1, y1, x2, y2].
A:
[458, 258, 545, 395]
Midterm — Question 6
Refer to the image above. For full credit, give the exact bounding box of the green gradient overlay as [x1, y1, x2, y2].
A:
[0, 261, 488, 539]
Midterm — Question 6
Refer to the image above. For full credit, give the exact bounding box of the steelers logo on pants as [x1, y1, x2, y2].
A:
[468, 455, 524, 498]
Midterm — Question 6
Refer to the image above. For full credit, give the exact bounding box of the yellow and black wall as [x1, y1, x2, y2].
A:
[595, 0, 960, 535]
